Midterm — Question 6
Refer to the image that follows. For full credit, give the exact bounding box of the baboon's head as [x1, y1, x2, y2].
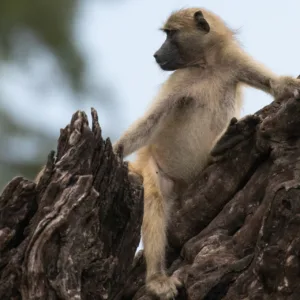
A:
[154, 8, 233, 71]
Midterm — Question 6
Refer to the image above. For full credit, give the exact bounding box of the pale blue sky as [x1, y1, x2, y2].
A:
[1, 0, 300, 142]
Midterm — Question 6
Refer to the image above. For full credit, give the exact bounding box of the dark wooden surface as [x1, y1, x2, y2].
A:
[0, 109, 143, 300]
[2, 92, 300, 300]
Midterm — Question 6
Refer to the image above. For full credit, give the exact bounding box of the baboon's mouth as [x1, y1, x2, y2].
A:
[158, 61, 180, 71]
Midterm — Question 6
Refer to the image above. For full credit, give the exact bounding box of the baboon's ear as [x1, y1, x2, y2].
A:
[194, 11, 210, 33]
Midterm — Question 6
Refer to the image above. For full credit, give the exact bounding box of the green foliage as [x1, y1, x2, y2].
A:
[0, 0, 120, 189]
[0, 0, 84, 89]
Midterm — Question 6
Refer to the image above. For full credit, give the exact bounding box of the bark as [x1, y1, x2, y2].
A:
[0, 109, 143, 300]
[2, 92, 300, 300]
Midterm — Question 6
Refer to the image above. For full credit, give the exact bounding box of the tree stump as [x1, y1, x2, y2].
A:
[2, 92, 300, 300]
[0, 109, 143, 300]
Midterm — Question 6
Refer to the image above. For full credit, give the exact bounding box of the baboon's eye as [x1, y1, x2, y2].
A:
[164, 29, 178, 38]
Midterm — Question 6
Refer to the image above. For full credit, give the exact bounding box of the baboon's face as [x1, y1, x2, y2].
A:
[154, 10, 210, 71]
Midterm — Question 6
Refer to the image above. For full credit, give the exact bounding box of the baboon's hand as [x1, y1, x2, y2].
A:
[270, 76, 300, 100]
[128, 170, 143, 186]
[112, 142, 123, 156]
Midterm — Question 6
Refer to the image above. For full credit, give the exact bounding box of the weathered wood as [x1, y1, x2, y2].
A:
[0, 109, 143, 300]
[2, 92, 300, 300]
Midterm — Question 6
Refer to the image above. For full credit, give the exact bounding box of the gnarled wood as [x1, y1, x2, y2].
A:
[2, 92, 300, 300]
[0, 109, 143, 300]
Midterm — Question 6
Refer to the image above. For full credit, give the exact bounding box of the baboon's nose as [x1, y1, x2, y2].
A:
[153, 52, 162, 64]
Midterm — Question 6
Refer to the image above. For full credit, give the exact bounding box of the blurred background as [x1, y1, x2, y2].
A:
[0, 0, 300, 189]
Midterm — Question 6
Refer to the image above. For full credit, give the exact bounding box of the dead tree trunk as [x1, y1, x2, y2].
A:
[0, 109, 143, 300]
[2, 92, 300, 300]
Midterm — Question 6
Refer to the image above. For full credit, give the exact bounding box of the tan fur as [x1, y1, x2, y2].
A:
[113, 7, 300, 299]
[29, 7, 299, 299]
[164, 7, 233, 39]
